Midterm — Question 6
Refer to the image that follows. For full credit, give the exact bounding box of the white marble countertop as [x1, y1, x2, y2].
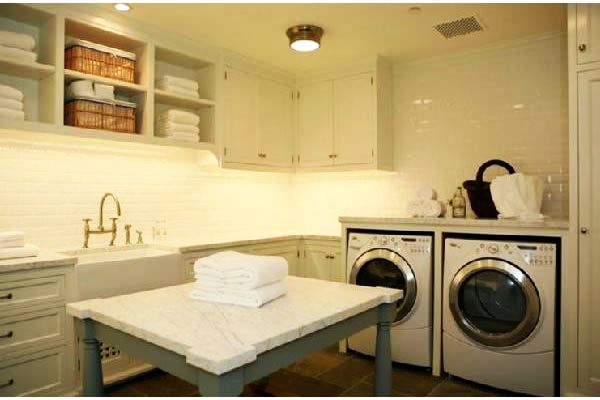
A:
[339, 216, 570, 230]
[0, 250, 77, 273]
[67, 276, 401, 375]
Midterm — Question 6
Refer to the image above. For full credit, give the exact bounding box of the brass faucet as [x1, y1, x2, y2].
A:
[82, 193, 122, 248]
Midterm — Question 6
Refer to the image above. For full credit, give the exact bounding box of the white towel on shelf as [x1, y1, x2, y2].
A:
[422, 199, 445, 218]
[415, 186, 437, 200]
[0, 45, 37, 63]
[156, 120, 199, 134]
[0, 30, 36, 52]
[0, 231, 25, 248]
[156, 131, 198, 142]
[189, 280, 287, 308]
[93, 83, 115, 100]
[157, 84, 199, 98]
[0, 84, 24, 102]
[156, 75, 199, 91]
[194, 251, 289, 290]
[0, 98, 23, 111]
[0, 243, 38, 260]
[66, 80, 95, 99]
[158, 109, 200, 126]
[0, 108, 25, 121]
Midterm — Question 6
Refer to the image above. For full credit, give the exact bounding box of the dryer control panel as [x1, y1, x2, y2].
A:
[467, 240, 557, 267]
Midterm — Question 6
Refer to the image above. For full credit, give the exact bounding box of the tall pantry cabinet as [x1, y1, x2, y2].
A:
[570, 3, 600, 395]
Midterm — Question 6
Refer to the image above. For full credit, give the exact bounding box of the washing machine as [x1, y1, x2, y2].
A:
[443, 236, 558, 396]
[346, 230, 433, 367]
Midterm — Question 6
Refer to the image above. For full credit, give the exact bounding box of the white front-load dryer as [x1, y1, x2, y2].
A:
[346, 231, 433, 367]
[443, 236, 558, 396]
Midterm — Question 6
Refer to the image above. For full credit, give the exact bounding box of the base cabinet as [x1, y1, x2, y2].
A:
[300, 240, 343, 282]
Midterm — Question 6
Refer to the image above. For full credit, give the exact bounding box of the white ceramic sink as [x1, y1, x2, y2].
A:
[63, 245, 183, 301]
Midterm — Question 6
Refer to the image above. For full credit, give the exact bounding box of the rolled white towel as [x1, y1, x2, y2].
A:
[0, 98, 23, 111]
[415, 185, 437, 200]
[0, 231, 25, 248]
[0, 84, 24, 102]
[157, 84, 199, 98]
[156, 120, 199, 134]
[421, 199, 445, 218]
[0, 45, 37, 63]
[193, 251, 288, 290]
[0, 108, 25, 121]
[158, 109, 200, 126]
[406, 199, 425, 217]
[156, 75, 199, 91]
[189, 280, 287, 308]
[0, 243, 38, 260]
[0, 30, 35, 52]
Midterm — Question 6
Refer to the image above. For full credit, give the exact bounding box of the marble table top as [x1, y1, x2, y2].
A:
[67, 276, 401, 375]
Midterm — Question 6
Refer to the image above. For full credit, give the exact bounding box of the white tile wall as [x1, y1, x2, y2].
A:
[292, 33, 568, 234]
[0, 33, 568, 246]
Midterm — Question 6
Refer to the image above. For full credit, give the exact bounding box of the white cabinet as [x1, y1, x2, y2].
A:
[250, 243, 300, 277]
[576, 68, 600, 394]
[576, 4, 600, 65]
[301, 240, 343, 282]
[223, 66, 294, 169]
[297, 80, 334, 167]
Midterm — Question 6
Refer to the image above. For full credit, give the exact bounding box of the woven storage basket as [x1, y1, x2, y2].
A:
[65, 39, 136, 83]
[462, 159, 516, 218]
[64, 97, 136, 133]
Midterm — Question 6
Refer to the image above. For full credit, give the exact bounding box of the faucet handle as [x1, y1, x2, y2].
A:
[124, 224, 132, 245]
[136, 230, 143, 245]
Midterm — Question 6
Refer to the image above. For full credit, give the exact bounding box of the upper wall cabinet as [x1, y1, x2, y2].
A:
[223, 66, 294, 169]
[576, 4, 600, 65]
[295, 56, 393, 171]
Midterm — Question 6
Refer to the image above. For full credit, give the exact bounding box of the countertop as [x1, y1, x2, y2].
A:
[0, 250, 77, 273]
[67, 276, 401, 375]
[339, 216, 570, 230]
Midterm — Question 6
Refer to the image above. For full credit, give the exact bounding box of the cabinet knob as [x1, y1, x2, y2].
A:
[579, 43, 587, 52]
[581, 227, 589, 234]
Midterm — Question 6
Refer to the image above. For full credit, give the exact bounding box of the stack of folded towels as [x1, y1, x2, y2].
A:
[406, 186, 446, 218]
[156, 74, 199, 98]
[0, 231, 38, 260]
[190, 251, 288, 308]
[0, 30, 37, 63]
[0, 83, 25, 121]
[156, 109, 200, 142]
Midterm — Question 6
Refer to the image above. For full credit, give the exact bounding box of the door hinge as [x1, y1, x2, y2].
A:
[372, 148, 374, 158]
[370, 76, 373, 85]
[223, 147, 228, 156]
[224, 71, 228, 80]
[303, 249, 306, 258]
[297, 91, 300, 99]
[291, 91, 294, 100]
[297, 250, 300, 258]
[292, 155, 294, 164]
[297, 154, 300, 163]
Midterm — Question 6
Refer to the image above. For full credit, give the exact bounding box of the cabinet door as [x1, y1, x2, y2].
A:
[297, 81, 334, 167]
[303, 244, 342, 282]
[577, 69, 600, 393]
[577, 4, 600, 65]
[251, 245, 300, 277]
[258, 78, 294, 167]
[333, 72, 375, 166]
[224, 67, 259, 164]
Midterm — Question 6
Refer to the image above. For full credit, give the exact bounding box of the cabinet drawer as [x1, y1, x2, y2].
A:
[0, 275, 65, 311]
[0, 347, 66, 396]
[0, 308, 65, 356]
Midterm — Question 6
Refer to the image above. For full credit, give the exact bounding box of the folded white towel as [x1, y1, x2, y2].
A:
[0, 231, 25, 248]
[156, 121, 199, 134]
[416, 186, 437, 201]
[0, 30, 35, 52]
[193, 251, 288, 290]
[0, 84, 24, 102]
[0, 243, 38, 260]
[158, 109, 200, 126]
[66, 80, 95, 99]
[156, 75, 199, 91]
[0, 108, 25, 121]
[189, 280, 287, 308]
[93, 83, 115, 100]
[0, 98, 23, 111]
[157, 84, 199, 98]
[0, 45, 37, 63]
[156, 131, 198, 142]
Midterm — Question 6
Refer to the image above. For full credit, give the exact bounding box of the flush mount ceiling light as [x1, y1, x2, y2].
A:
[114, 3, 131, 12]
[286, 25, 323, 52]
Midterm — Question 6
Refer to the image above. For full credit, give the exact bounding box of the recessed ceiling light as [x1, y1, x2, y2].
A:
[114, 3, 131, 12]
[286, 25, 323, 52]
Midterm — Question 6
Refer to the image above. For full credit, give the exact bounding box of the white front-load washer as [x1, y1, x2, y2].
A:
[346, 230, 433, 367]
[443, 236, 558, 396]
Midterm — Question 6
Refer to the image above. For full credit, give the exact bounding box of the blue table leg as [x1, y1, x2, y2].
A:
[375, 303, 394, 396]
[78, 319, 104, 396]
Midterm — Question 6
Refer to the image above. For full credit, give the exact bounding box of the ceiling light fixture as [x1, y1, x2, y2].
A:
[286, 25, 323, 52]
[114, 3, 131, 12]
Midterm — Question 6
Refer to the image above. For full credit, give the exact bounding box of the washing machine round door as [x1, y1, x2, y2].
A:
[449, 258, 541, 347]
[350, 248, 416, 323]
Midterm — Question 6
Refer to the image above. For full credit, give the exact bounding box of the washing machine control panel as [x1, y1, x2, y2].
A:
[470, 240, 557, 266]
[359, 234, 432, 254]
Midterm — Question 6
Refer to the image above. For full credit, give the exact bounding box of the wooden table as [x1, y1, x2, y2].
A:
[68, 276, 402, 396]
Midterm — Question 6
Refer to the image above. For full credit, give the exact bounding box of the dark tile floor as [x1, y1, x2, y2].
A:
[105, 346, 519, 397]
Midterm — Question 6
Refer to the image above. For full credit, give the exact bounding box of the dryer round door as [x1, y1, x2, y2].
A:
[449, 258, 541, 347]
[350, 248, 416, 323]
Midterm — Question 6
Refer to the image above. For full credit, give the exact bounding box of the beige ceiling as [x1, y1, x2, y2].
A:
[99, 3, 566, 73]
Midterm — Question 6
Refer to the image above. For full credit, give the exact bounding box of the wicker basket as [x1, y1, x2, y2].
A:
[65, 39, 136, 83]
[65, 97, 136, 134]
[462, 159, 516, 218]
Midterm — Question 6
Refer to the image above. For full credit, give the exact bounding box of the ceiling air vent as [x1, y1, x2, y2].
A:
[434, 16, 484, 39]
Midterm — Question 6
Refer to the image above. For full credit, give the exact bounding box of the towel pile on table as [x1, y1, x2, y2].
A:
[0, 231, 38, 260]
[156, 74, 199, 98]
[0, 83, 25, 121]
[190, 251, 288, 308]
[406, 185, 446, 218]
[156, 109, 200, 142]
[0, 30, 37, 63]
